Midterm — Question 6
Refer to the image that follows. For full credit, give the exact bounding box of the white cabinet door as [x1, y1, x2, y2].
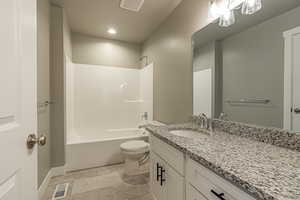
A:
[150, 152, 185, 200]
[150, 152, 165, 200]
[165, 163, 185, 200]
[0, 0, 37, 200]
[187, 184, 207, 200]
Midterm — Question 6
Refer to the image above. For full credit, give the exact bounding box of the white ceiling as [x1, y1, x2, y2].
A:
[63, 0, 182, 44]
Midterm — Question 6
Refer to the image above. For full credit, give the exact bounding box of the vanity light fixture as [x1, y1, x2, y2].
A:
[241, 0, 262, 15]
[209, 0, 262, 27]
[218, 0, 236, 27]
[219, 8, 235, 27]
[208, 1, 221, 20]
[228, 0, 244, 10]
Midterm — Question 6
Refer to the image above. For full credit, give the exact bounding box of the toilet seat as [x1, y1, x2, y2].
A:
[120, 140, 149, 154]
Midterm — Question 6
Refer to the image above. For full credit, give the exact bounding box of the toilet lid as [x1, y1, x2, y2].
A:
[120, 140, 149, 152]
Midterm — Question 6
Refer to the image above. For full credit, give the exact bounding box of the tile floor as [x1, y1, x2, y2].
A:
[42, 164, 154, 200]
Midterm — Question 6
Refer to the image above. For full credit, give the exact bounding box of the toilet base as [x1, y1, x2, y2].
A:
[123, 153, 149, 176]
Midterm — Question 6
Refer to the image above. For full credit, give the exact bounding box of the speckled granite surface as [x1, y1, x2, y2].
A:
[144, 123, 300, 200]
[211, 119, 300, 152]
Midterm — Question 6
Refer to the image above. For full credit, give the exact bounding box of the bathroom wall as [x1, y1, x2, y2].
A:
[63, 10, 72, 59]
[49, 4, 67, 167]
[193, 43, 215, 72]
[222, 6, 300, 128]
[142, 0, 212, 124]
[49, 2, 73, 168]
[72, 32, 141, 68]
[68, 63, 153, 139]
[37, 0, 51, 187]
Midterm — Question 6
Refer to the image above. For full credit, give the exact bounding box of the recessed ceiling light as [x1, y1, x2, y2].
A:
[108, 28, 117, 35]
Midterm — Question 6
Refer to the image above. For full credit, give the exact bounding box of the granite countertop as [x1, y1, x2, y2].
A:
[145, 123, 300, 200]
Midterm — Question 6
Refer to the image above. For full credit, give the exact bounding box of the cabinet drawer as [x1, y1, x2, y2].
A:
[187, 184, 207, 200]
[150, 135, 185, 175]
[186, 158, 256, 200]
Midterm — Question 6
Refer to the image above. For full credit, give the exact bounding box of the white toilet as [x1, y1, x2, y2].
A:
[120, 140, 150, 176]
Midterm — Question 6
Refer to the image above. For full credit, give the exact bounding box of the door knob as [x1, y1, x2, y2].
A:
[294, 108, 300, 114]
[27, 134, 47, 149]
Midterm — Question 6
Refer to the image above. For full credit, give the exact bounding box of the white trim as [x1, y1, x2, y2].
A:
[38, 165, 66, 199]
[284, 31, 292, 130]
[51, 165, 66, 177]
[283, 26, 300, 131]
[283, 26, 300, 38]
[38, 169, 52, 199]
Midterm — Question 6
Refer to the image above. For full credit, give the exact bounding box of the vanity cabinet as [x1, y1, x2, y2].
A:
[150, 152, 165, 200]
[186, 184, 207, 200]
[150, 136, 185, 200]
[150, 135, 185, 175]
[150, 135, 257, 200]
[186, 158, 256, 200]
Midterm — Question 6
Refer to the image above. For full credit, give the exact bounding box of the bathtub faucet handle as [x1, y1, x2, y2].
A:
[141, 112, 148, 121]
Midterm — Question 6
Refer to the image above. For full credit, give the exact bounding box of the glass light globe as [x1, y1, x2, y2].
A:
[241, 0, 262, 15]
[219, 8, 235, 27]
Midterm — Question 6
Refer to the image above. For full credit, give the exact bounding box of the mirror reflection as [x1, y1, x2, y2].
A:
[192, 0, 300, 130]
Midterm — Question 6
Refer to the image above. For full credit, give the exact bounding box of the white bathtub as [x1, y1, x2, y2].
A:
[66, 128, 148, 171]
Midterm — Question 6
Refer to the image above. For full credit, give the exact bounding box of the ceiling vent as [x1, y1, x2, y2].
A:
[120, 0, 145, 12]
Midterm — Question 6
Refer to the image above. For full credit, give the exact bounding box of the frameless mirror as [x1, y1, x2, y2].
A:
[192, 0, 300, 130]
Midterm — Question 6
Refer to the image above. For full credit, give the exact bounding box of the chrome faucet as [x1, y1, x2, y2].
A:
[198, 113, 213, 131]
[201, 113, 209, 130]
[219, 112, 228, 120]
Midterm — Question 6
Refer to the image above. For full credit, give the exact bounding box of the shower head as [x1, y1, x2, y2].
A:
[139, 56, 149, 66]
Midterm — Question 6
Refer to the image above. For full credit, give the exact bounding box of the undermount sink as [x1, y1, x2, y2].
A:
[169, 130, 204, 138]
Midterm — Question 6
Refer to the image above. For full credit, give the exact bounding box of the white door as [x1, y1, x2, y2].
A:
[0, 0, 37, 200]
[284, 27, 300, 132]
[165, 163, 184, 200]
[193, 69, 212, 117]
[291, 32, 300, 132]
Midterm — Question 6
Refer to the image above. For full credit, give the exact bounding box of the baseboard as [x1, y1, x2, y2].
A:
[51, 165, 66, 177]
[38, 165, 66, 199]
[38, 169, 52, 199]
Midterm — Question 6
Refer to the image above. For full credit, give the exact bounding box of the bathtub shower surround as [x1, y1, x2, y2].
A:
[66, 129, 148, 171]
[65, 62, 153, 170]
